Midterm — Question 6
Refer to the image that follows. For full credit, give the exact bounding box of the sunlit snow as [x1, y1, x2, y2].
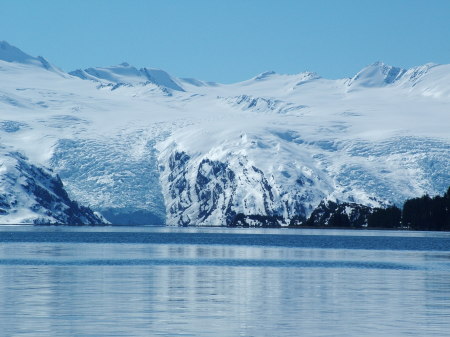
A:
[0, 41, 449, 225]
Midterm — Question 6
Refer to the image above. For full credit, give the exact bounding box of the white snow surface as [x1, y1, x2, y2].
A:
[0, 42, 449, 225]
[69, 63, 185, 91]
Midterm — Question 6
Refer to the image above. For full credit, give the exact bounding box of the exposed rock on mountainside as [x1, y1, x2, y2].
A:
[0, 41, 449, 225]
[0, 150, 106, 224]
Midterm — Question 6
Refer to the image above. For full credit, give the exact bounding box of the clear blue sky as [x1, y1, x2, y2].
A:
[1, 0, 449, 83]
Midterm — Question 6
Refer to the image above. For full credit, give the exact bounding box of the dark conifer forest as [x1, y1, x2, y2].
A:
[368, 186, 450, 231]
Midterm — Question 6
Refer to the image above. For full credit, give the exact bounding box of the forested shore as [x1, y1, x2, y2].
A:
[368, 187, 450, 231]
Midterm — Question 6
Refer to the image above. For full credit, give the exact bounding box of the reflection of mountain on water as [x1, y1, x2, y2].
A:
[1, 228, 449, 336]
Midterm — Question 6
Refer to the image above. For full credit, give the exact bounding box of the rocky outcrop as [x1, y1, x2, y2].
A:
[0, 151, 106, 224]
[159, 146, 326, 226]
[302, 200, 373, 228]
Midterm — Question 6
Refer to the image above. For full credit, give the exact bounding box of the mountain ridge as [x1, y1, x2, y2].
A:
[1, 41, 445, 91]
[0, 41, 449, 226]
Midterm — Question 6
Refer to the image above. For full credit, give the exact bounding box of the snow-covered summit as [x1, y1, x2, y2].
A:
[179, 77, 219, 87]
[70, 63, 185, 91]
[69, 63, 143, 84]
[251, 70, 320, 83]
[347, 61, 407, 88]
[0, 40, 40, 65]
[0, 41, 62, 73]
[253, 71, 277, 81]
[400, 63, 438, 85]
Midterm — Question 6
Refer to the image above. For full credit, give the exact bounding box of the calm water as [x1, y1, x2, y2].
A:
[0, 226, 450, 337]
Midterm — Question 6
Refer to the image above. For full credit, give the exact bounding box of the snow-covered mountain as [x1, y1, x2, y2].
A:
[69, 63, 185, 92]
[0, 148, 105, 224]
[0, 41, 449, 225]
[0, 41, 65, 75]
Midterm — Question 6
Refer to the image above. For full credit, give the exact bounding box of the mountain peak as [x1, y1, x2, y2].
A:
[348, 61, 406, 88]
[69, 64, 185, 92]
[141, 68, 185, 91]
[370, 61, 386, 67]
[0, 40, 60, 74]
[296, 71, 321, 81]
[253, 71, 277, 81]
[0, 40, 36, 64]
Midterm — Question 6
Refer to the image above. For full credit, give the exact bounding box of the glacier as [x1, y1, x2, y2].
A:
[0, 41, 449, 225]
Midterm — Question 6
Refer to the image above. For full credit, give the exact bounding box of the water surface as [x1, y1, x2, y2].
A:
[0, 226, 449, 336]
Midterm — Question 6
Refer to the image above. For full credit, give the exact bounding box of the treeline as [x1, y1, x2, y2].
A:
[368, 186, 450, 231]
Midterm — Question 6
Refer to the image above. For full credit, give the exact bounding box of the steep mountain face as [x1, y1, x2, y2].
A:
[0, 149, 106, 224]
[347, 62, 406, 88]
[157, 132, 330, 226]
[0, 42, 449, 225]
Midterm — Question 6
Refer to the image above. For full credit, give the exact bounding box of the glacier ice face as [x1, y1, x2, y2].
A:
[0, 41, 449, 225]
[50, 135, 166, 225]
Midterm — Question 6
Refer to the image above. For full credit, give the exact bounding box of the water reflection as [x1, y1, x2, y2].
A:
[0, 231, 449, 336]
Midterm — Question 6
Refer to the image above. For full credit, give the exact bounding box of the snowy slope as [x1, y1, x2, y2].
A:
[0, 40, 65, 75]
[0, 42, 449, 225]
[0, 148, 106, 224]
[69, 63, 185, 91]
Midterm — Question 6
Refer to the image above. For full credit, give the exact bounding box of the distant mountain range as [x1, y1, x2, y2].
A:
[0, 40, 449, 225]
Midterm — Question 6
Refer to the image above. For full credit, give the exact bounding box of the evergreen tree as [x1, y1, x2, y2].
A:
[402, 188, 450, 231]
[368, 206, 401, 228]
[443, 186, 450, 230]
[328, 213, 350, 227]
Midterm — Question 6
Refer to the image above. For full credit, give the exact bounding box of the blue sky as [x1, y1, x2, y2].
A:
[1, 0, 449, 83]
